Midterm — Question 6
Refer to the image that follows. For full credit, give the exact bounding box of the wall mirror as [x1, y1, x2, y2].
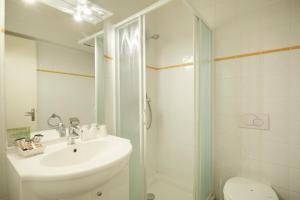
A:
[4, 0, 104, 146]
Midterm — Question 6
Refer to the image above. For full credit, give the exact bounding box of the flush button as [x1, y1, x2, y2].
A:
[239, 113, 269, 130]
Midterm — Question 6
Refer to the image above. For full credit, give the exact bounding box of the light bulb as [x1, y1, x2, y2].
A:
[91, 6, 104, 15]
[83, 7, 92, 15]
[74, 13, 83, 22]
[24, 0, 36, 4]
[77, 0, 87, 4]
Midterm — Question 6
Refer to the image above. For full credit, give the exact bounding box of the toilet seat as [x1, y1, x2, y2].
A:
[223, 177, 279, 200]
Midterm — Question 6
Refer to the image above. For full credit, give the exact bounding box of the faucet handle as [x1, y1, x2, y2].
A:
[68, 125, 81, 137]
[69, 117, 80, 127]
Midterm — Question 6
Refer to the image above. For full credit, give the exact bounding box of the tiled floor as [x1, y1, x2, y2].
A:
[147, 179, 193, 200]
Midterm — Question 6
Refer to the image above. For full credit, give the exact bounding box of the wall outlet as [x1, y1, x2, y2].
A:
[239, 113, 269, 130]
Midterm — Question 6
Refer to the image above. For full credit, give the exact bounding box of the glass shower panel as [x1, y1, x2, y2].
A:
[116, 17, 145, 200]
[95, 36, 105, 124]
[195, 18, 213, 200]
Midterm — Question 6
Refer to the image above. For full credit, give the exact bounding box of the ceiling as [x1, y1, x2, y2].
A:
[187, 0, 284, 28]
[5, 0, 157, 52]
[5, 0, 284, 51]
[90, 0, 157, 23]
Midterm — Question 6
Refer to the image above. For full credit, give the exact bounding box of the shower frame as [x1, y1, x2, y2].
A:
[77, 0, 213, 199]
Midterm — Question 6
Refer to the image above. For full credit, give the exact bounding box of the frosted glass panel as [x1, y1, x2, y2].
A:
[116, 18, 145, 200]
[95, 36, 105, 124]
[196, 19, 213, 200]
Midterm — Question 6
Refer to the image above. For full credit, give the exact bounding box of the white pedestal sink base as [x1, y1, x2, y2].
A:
[6, 135, 132, 200]
[8, 165, 129, 200]
[27, 158, 129, 199]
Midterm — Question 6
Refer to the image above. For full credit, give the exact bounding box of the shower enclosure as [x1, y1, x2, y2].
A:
[115, 1, 213, 200]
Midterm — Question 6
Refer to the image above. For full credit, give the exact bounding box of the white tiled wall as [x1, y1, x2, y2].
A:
[145, 0, 194, 192]
[146, 66, 195, 191]
[214, 0, 300, 199]
[146, 1, 194, 67]
[145, 68, 158, 179]
[156, 67, 194, 190]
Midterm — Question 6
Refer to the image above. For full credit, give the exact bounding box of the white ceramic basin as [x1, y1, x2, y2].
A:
[7, 135, 132, 199]
[40, 140, 111, 167]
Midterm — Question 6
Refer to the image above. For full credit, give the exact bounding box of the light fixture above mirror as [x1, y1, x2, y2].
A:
[24, 0, 36, 4]
[24, 0, 113, 24]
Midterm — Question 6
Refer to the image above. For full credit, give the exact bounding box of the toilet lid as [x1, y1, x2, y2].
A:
[224, 177, 279, 200]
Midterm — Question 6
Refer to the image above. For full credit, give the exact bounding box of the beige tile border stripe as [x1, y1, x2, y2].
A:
[106, 44, 300, 66]
[215, 45, 300, 62]
[108, 44, 300, 69]
[146, 65, 159, 70]
[104, 54, 193, 70]
[149, 62, 193, 70]
[0, 27, 4, 33]
[104, 55, 113, 60]
[37, 68, 95, 78]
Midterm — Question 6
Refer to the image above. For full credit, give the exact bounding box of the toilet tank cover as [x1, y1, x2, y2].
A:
[224, 177, 279, 200]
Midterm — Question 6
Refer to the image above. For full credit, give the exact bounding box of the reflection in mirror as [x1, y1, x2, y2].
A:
[5, 0, 102, 146]
[95, 36, 105, 124]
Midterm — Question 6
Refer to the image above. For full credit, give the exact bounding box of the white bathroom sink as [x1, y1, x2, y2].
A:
[7, 135, 132, 199]
[40, 139, 112, 167]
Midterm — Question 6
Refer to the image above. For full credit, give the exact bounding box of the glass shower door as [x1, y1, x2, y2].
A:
[194, 17, 213, 200]
[115, 17, 146, 200]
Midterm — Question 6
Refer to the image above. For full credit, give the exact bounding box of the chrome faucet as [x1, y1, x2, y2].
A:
[68, 117, 81, 145]
[68, 126, 80, 145]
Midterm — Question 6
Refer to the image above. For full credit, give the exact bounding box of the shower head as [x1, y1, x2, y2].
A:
[83, 43, 94, 48]
[147, 34, 160, 40]
[151, 34, 160, 40]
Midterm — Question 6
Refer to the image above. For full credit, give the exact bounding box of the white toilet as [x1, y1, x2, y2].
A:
[223, 177, 279, 200]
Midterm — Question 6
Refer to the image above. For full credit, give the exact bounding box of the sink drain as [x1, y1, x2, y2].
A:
[147, 193, 155, 200]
